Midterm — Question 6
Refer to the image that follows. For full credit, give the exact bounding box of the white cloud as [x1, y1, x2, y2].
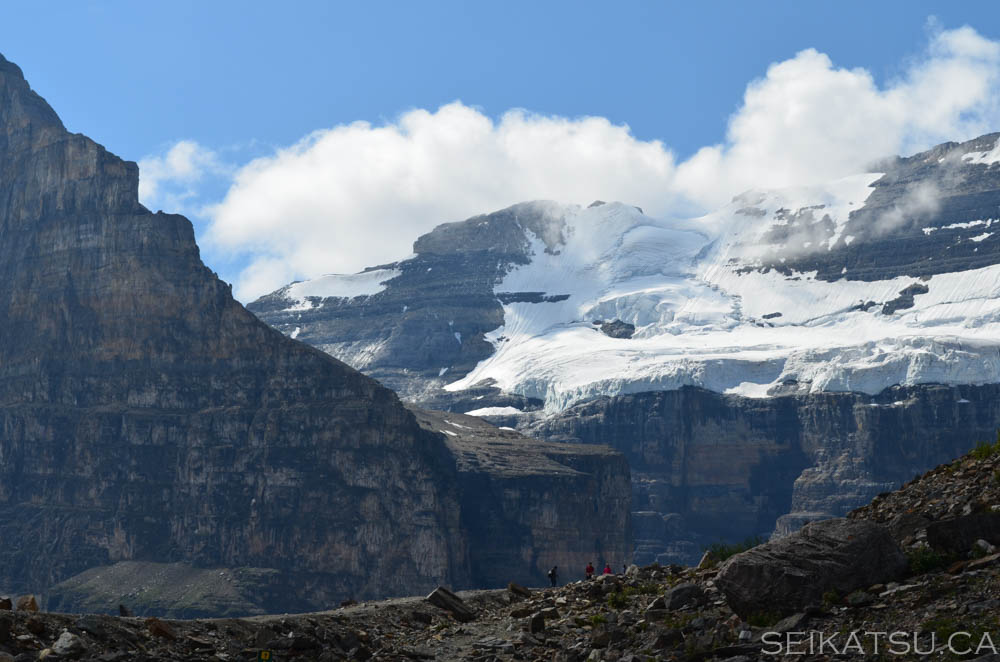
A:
[197, 25, 1000, 301]
[138, 140, 225, 214]
[203, 105, 679, 300]
[675, 25, 1000, 208]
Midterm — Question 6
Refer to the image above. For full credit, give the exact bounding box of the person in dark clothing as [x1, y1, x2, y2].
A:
[547, 566, 558, 587]
[585, 562, 594, 579]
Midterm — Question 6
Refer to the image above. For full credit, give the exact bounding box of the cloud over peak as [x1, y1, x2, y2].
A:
[201, 103, 680, 299]
[139, 25, 1000, 301]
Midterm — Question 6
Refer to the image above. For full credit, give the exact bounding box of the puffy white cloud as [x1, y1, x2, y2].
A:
[675, 26, 1000, 207]
[138, 140, 226, 214]
[202, 104, 679, 300]
[183, 25, 1000, 301]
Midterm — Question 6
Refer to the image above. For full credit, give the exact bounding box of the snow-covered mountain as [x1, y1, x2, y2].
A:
[252, 134, 1000, 412]
[250, 133, 1000, 563]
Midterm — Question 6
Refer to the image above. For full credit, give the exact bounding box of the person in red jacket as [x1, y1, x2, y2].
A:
[603, 563, 612, 575]
[585, 562, 594, 579]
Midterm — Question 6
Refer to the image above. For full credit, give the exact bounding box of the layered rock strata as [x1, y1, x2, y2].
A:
[0, 53, 630, 613]
[528, 383, 1000, 563]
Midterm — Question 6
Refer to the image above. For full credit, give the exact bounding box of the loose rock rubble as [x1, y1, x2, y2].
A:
[4, 444, 1000, 661]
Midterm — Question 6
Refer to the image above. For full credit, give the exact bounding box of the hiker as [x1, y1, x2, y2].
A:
[585, 561, 594, 580]
[547, 565, 558, 587]
[603, 563, 612, 575]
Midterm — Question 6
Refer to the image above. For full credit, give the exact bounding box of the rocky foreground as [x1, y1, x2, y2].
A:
[4, 443, 1000, 661]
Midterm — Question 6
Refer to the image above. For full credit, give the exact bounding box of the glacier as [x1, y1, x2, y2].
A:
[444, 178, 1000, 412]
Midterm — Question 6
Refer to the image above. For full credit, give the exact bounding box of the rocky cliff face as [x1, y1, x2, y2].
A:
[0, 54, 630, 613]
[527, 383, 1000, 563]
[761, 133, 1000, 282]
[249, 131, 1000, 569]
[409, 409, 631, 588]
[247, 202, 570, 402]
[5, 442, 1000, 661]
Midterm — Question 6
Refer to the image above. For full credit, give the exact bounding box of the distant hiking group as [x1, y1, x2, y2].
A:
[546, 562, 622, 587]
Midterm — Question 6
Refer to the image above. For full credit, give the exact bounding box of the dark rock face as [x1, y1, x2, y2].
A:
[0, 52, 468, 607]
[880, 282, 930, 315]
[408, 409, 632, 589]
[7, 450, 1000, 661]
[758, 134, 1000, 282]
[0, 54, 630, 613]
[715, 518, 906, 618]
[926, 513, 1000, 554]
[248, 202, 570, 400]
[529, 384, 1000, 564]
[598, 320, 635, 339]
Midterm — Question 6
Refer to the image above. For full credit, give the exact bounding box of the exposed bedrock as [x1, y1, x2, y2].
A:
[248, 202, 570, 401]
[766, 133, 1000, 281]
[525, 383, 1000, 564]
[0, 53, 630, 615]
[715, 518, 907, 618]
[410, 409, 632, 587]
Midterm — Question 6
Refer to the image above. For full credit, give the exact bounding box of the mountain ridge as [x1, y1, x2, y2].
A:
[0, 51, 630, 613]
[249, 134, 1000, 564]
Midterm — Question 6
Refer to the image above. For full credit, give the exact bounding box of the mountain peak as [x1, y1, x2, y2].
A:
[0, 51, 65, 136]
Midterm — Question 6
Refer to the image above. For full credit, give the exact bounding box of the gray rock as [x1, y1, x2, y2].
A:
[599, 320, 635, 339]
[845, 591, 875, 607]
[975, 539, 997, 554]
[926, 512, 1000, 553]
[51, 631, 85, 657]
[14, 596, 37, 612]
[425, 586, 476, 623]
[649, 629, 683, 650]
[770, 612, 808, 634]
[665, 583, 706, 609]
[507, 582, 531, 599]
[591, 628, 611, 648]
[715, 517, 907, 618]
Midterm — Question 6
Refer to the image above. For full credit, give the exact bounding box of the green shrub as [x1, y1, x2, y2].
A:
[747, 610, 782, 627]
[637, 582, 661, 595]
[607, 590, 627, 609]
[970, 430, 1000, 460]
[922, 616, 960, 641]
[907, 545, 949, 575]
[705, 535, 766, 563]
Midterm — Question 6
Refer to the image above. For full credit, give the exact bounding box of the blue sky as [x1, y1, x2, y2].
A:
[2, 2, 1000, 299]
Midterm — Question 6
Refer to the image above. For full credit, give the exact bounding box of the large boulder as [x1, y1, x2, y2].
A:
[715, 518, 906, 618]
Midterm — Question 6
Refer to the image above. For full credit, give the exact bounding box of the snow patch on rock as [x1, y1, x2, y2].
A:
[284, 267, 401, 308]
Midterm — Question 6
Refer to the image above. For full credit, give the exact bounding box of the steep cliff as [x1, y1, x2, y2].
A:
[409, 409, 631, 586]
[528, 383, 1000, 563]
[249, 130, 1000, 567]
[0, 54, 630, 613]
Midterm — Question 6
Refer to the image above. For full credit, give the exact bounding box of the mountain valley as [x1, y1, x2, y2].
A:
[251, 134, 1000, 564]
